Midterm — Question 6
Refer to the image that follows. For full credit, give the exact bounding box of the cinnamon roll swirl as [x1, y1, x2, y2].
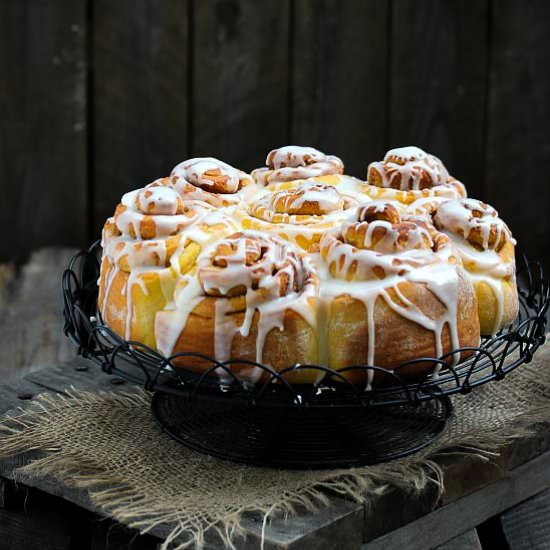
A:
[99, 185, 239, 349]
[155, 231, 320, 383]
[169, 157, 256, 207]
[319, 201, 480, 384]
[432, 198, 519, 334]
[252, 145, 344, 186]
[366, 147, 466, 205]
[240, 180, 361, 251]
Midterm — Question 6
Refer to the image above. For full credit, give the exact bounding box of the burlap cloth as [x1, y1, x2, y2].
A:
[1, 338, 550, 549]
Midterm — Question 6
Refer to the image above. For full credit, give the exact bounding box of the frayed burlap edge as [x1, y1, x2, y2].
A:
[1, 344, 550, 549]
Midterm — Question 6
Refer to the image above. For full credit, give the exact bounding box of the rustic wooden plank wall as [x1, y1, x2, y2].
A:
[292, 0, 389, 177]
[0, 0, 87, 261]
[388, 0, 489, 199]
[485, 0, 550, 272]
[93, 0, 190, 229]
[0, 0, 549, 269]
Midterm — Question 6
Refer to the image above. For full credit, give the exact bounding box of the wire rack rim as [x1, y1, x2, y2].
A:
[62, 243, 549, 409]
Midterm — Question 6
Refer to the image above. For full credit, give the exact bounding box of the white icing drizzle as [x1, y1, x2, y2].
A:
[311, 174, 371, 200]
[99, 187, 232, 342]
[368, 146, 451, 190]
[433, 198, 514, 251]
[250, 181, 356, 221]
[102, 189, 215, 270]
[98, 149, 505, 383]
[252, 145, 344, 185]
[170, 157, 256, 206]
[318, 201, 464, 379]
[166, 209, 241, 278]
[281, 182, 346, 213]
[405, 196, 451, 218]
[155, 231, 319, 374]
[432, 198, 517, 335]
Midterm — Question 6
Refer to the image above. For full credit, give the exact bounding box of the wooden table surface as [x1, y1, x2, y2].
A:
[1, 248, 549, 550]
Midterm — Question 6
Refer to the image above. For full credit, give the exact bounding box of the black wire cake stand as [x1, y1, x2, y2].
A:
[63, 242, 549, 469]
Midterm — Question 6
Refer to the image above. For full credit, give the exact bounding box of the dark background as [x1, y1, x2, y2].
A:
[1, 0, 549, 268]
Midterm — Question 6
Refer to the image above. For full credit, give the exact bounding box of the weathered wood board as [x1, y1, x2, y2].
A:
[192, 0, 291, 170]
[93, 0, 190, 230]
[388, 0, 488, 198]
[291, 0, 388, 177]
[0, 0, 88, 262]
[0, 354, 550, 549]
[500, 487, 550, 550]
[485, 0, 550, 274]
[0, 248, 76, 381]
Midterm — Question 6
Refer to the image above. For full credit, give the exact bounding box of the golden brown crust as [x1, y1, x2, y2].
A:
[320, 202, 455, 281]
[367, 147, 450, 190]
[198, 232, 302, 298]
[365, 147, 467, 205]
[149, 232, 322, 383]
[474, 276, 519, 335]
[319, 200, 480, 380]
[433, 198, 511, 251]
[327, 269, 479, 382]
[363, 179, 467, 205]
[165, 304, 320, 384]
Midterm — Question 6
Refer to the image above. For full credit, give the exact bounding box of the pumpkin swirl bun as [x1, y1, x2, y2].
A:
[240, 180, 362, 251]
[98, 146, 522, 387]
[252, 145, 344, 186]
[170, 157, 256, 207]
[432, 198, 519, 335]
[155, 231, 320, 383]
[319, 201, 480, 385]
[99, 185, 239, 349]
[366, 146, 466, 204]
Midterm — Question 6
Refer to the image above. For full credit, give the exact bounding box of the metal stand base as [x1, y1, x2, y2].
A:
[152, 392, 453, 469]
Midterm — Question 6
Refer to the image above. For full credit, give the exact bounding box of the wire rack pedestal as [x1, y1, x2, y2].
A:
[151, 392, 451, 468]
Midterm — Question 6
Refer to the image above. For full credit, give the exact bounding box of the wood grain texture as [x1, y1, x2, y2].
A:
[1, 353, 550, 549]
[235, 499, 364, 550]
[291, 0, 389, 178]
[0, 479, 5, 509]
[0, 0, 87, 261]
[485, 0, 550, 272]
[436, 529, 482, 550]
[363, 449, 550, 550]
[0, 248, 76, 381]
[90, 519, 159, 550]
[0, 483, 77, 550]
[500, 488, 550, 550]
[388, 0, 488, 197]
[0, 508, 72, 550]
[192, 0, 290, 170]
[93, 0, 189, 231]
